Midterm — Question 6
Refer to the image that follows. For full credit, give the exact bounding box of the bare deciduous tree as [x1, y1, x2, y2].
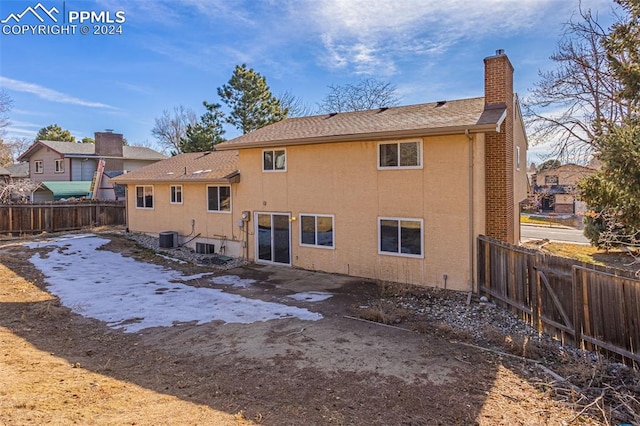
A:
[317, 78, 400, 113]
[0, 90, 13, 138]
[151, 105, 198, 154]
[0, 179, 39, 203]
[523, 7, 634, 162]
[278, 91, 314, 117]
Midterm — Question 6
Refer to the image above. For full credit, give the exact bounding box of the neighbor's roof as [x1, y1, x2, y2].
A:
[37, 181, 92, 200]
[17, 140, 166, 161]
[4, 162, 30, 178]
[111, 150, 239, 184]
[0, 166, 9, 175]
[217, 97, 506, 150]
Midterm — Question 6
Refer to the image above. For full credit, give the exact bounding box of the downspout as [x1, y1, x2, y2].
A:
[466, 129, 475, 303]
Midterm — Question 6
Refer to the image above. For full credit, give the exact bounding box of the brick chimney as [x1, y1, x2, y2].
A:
[484, 50, 515, 243]
[95, 131, 124, 171]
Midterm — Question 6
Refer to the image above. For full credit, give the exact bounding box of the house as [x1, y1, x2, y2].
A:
[0, 166, 9, 184]
[113, 50, 528, 292]
[17, 131, 166, 201]
[3, 162, 30, 182]
[533, 163, 597, 213]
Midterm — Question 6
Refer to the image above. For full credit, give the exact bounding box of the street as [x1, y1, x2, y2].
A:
[521, 224, 590, 244]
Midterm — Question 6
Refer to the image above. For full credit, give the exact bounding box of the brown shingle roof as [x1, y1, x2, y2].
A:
[111, 150, 239, 184]
[217, 97, 505, 150]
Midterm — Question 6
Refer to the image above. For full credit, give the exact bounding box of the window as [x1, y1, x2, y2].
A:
[207, 186, 231, 212]
[55, 159, 64, 173]
[135, 185, 154, 209]
[263, 149, 286, 171]
[378, 217, 423, 257]
[545, 175, 559, 185]
[170, 185, 183, 204]
[300, 214, 334, 248]
[34, 160, 43, 174]
[515, 146, 521, 171]
[378, 141, 421, 168]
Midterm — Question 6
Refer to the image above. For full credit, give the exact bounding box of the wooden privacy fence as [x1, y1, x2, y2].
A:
[0, 201, 125, 235]
[478, 235, 640, 364]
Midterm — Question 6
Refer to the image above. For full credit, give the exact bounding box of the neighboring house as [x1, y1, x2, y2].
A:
[4, 162, 30, 182]
[114, 50, 528, 292]
[533, 164, 597, 214]
[17, 131, 166, 201]
[0, 166, 9, 184]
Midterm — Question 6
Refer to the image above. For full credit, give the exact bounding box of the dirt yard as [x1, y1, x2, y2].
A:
[1, 231, 638, 425]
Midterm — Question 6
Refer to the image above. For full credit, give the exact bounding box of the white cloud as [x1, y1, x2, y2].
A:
[0, 76, 116, 109]
[300, 0, 613, 76]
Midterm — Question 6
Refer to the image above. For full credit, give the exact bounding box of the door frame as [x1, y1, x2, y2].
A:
[254, 211, 292, 266]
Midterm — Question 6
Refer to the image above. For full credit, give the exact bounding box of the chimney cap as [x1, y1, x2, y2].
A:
[495, 49, 505, 56]
[105, 129, 114, 133]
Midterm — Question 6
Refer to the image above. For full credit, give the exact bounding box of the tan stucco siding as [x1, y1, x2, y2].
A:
[236, 135, 479, 291]
[124, 182, 241, 256]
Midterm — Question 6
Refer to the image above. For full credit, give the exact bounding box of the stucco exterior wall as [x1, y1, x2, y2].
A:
[124, 182, 242, 257]
[232, 135, 483, 291]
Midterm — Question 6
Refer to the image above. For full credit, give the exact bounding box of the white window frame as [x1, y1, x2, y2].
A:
[206, 185, 232, 213]
[515, 146, 521, 171]
[377, 140, 423, 170]
[262, 148, 287, 172]
[378, 217, 424, 258]
[55, 159, 64, 173]
[34, 160, 43, 174]
[135, 185, 154, 209]
[170, 185, 183, 204]
[299, 213, 335, 249]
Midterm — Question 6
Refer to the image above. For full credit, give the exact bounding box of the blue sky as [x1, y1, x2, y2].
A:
[0, 0, 617, 162]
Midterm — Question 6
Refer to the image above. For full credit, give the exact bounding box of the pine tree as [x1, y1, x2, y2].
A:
[217, 64, 287, 134]
[178, 102, 226, 153]
[578, 0, 640, 249]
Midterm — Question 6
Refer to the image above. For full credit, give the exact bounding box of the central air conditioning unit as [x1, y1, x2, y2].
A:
[158, 231, 178, 248]
[195, 242, 216, 254]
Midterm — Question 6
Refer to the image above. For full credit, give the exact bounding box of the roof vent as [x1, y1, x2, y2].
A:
[378, 107, 388, 113]
[328, 112, 338, 117]
[436, 100, 447, 107]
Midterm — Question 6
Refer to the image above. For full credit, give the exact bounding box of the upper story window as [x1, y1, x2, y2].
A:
[207, 185, 231, 212]
[55, 159, 64, 173]
[300, 214, 334, 248]
[263, 149, 286, 172]
[135, 185, 154, 209]
[170, 185, 183, 204]
[34, 160, 43, 174]
[545, 175, 559, 185]
[515, 146, 521, 171]
[378, 141, 422, 169]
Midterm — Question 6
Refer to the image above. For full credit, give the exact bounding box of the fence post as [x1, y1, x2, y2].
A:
[572, 266, 584, 351]
[8, 206, 12, 233]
